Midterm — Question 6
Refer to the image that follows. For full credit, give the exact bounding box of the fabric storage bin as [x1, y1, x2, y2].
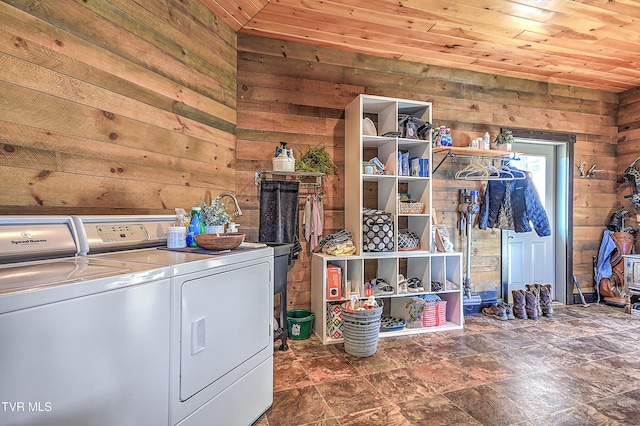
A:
[404, 296, 426, 328]
[326, 303, 344, 339]
[422, 300, 447, 327]
[362, 209, 394, 252]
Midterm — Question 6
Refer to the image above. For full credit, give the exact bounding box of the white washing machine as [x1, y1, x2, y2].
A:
[0, 216, 172, 426]
[73, 215, 275, 426]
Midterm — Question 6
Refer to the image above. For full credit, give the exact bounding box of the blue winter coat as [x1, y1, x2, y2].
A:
[478, 172, 551, 237]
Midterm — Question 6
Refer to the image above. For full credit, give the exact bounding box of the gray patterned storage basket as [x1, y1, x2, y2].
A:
[398, 229, 420, 250]
[340, 305, 383, 357]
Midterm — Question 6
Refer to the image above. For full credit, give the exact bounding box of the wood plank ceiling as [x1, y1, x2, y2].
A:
[201, 0, 640, 93]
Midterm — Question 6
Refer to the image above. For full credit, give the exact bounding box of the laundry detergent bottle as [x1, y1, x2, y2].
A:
[186, 206, 204, 247]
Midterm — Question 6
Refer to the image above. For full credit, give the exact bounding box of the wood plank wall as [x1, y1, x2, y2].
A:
[236, 34, 620, 310]
[0, 0, 237, 216]
[0, 1, 627, 311]
[618, 88, 640, 238]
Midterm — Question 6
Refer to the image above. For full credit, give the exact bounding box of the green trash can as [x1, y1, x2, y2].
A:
[286, 310, 314, 340]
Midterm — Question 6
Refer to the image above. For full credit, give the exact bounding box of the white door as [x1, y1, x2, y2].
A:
[503, 144, 556, 302]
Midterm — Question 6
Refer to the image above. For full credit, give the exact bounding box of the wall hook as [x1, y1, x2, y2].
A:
[578, 161, 603, 178]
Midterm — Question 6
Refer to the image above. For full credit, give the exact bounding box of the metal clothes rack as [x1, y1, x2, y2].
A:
[433, 146, 523, 299]
[432, 146, 519, 174]
[254, 170, 324, 189]
[454, 161, 527, 181]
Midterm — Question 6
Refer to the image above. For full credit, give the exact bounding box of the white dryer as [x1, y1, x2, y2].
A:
[73, 215, 274, 426]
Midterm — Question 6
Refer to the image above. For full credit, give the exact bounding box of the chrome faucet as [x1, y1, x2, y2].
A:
[218, 192, 243, 217]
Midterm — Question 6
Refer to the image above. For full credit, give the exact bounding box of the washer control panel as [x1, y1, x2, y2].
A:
[72, 215, 175, 254]
[96, 224, 149, 243]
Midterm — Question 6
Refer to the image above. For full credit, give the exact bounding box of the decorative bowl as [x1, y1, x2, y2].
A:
[195, 233, 246, 251]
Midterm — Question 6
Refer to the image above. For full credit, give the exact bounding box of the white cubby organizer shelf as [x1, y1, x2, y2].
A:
[310, 94, 464, 345]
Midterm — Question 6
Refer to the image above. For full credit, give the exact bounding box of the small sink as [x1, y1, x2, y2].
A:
[242, 241, 293, 256]
[259, 242, 293, 257]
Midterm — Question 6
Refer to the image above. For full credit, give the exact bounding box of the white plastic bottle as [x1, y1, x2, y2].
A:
[483, 132, 491, 150]
[167, 208, 188, 248]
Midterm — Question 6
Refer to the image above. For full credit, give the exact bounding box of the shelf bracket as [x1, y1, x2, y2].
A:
[433, 150, 454, 173]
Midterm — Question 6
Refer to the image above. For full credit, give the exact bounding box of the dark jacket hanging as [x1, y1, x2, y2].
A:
[478, 171, 551, 237]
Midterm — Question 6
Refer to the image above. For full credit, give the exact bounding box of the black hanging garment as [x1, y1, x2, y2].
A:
[259, 180, 302, 259]
[478, 170, 551, 237]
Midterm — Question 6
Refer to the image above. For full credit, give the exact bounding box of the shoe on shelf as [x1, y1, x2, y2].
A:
[431, 280, 443, 291]
[499, 301, 516, 320]
[397, 274, 408, 294]
[445, 280, 458, 290]
[481, 304, 508, 321]
[370, 278, 394, 296]
[407, 277, 425, 293]
[380, 316, 405, 331]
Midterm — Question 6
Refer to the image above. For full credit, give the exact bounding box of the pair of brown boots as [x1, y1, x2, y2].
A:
[512, 284, 553, 320]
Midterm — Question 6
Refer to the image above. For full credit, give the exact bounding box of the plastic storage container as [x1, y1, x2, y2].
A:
[272, 157, 295, 172]
[463, 291, 497, 315]
[286, 310, 314, 340]
[167, 226, 186, 248]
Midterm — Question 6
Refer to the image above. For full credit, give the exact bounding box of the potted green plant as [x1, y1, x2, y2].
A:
[494, 130, 514, 151]
[199, 196, 238, 233]
[296, 144, 336, 174]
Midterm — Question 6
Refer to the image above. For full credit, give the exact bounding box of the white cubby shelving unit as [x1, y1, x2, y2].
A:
[311, 94, 464, 345]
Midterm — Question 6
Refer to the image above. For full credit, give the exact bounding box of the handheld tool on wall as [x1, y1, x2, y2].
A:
[458, 189, 481, 299]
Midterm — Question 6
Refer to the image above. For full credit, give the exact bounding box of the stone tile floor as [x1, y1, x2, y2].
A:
[255, 304, 640, 425]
